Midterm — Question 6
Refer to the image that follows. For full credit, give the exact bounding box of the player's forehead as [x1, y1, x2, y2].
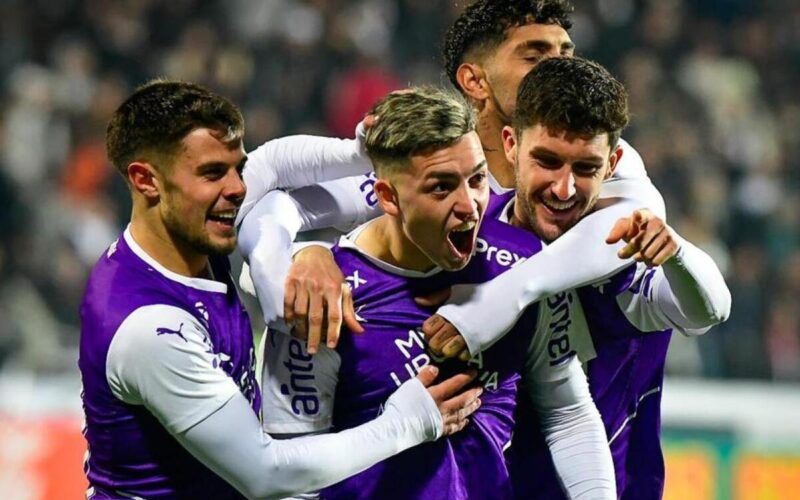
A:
[521, 125, 611, 158]
[176, 127, 246, 168]
[497, 22, 574, 56]
[408, 132, 485, 178]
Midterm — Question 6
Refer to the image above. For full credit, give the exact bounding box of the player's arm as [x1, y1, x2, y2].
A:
[238, 122, 372, 224]
[607, 210, 731, 334]
[107, 305, 481, 500]
[424, 142, 668, 358]
[523, 304, 616, 499]
[238, 178, 382, 351]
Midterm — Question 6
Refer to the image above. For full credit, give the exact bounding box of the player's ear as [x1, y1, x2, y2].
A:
[456, 63, 490, 104]
[606, 144, 623, 179]
[128, 162, 161, 200]
[502, 126, 518, 165]
[374, 178, 400, 216]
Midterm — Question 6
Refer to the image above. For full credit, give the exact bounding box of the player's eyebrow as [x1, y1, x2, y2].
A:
[424, 160, 487, 181]
[530, 146, 604, 164]
[472, 159, 488, 173]
[515, 39, 575, 54]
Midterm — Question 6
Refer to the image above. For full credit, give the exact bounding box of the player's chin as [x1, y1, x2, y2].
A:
[207, 234, 238, 256]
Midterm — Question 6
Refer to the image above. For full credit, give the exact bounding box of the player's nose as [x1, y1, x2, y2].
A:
[223, 168, 246, 205]
[550, 171, 576, 201]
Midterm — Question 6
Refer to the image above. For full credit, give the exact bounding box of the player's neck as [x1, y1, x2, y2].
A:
[130, 212, 210, 278]
[356, 216, 436, 272]
[478, 112, 515, 189]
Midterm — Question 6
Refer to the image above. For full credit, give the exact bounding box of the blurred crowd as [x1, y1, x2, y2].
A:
[0, 0, 797, 381]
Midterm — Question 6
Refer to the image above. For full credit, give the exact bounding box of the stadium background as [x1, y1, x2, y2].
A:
[0, 0, 798, 498]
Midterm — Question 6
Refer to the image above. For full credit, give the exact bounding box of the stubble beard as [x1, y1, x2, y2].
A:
[162, 202, 236, 258]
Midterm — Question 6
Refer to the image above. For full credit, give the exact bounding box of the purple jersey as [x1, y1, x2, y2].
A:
[79, 230, 260, 499]
[508, 265, 672, 500]
[320, 217, 542, 500]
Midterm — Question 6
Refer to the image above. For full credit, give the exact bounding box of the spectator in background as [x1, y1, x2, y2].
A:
[1, 0, 798, 381]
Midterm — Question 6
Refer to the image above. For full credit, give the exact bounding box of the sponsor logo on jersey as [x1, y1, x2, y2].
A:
[546, 291, 577, 366]
[346, 269, 367, 289]
[388, 328, 500, 391]
[474, 238, 527, 268]
[280, 338, 321, 415]
[359, 172, 378, 207]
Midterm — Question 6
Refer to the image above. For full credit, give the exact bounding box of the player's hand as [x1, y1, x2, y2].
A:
[284, 245, 364, 354]
[422, 314, 472, 362]
[416, 366, 482, 436]
[606, 209, 680, 267]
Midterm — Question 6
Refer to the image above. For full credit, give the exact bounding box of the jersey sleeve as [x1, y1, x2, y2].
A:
[238, 124, 372, 223]
[288, 173, 384, 233]
[106, 304, 240, 434]
[261, 330, 340, 434]
[521, 293, 616, 499]
[616, 237, 731, 335]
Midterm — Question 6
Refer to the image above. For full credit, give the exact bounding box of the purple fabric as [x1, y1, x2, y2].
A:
[79, 233, 259, 499]
[508, 265, 672, 500]
[320, 217, 543, 500]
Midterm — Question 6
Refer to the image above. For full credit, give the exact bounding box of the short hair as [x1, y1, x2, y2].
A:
[106, 79, 244, 177]
[513, 57, 629, 149]
[443, 0, 574, 89]
[365, 87, 477, 176]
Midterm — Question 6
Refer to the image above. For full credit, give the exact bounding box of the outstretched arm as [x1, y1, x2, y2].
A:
[108, 306, 481, 500]
[606, 210, 731, 335]
[427, 179, 663, 357]
[238, 123, 372, 224]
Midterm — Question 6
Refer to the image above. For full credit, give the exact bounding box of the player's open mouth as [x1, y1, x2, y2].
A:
[207, 210, 238, 229]
[447, 220, 478, 259]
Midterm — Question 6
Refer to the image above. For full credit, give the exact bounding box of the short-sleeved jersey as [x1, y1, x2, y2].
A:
[507, 264, 672, 500]
[79, 229, 260, 499]
[262, 217, 549, 499]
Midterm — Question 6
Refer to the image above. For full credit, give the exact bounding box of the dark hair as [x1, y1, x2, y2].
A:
[365, 87, 476, 176]
[443, 0, 574, 89]
[106, 79, 244, 177]
[513, 57, 629, 148]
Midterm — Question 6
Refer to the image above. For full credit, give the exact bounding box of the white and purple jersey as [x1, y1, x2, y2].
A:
[79, 229, 260, 499]
[507, 264, 672, 500]
[262, 217, 546, 499]
[487, 194, 673, 499]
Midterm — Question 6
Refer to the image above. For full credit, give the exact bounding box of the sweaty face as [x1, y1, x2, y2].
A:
[507, 125, 618, 243]
[483, 23, 575, 123]
[159, 128, 247, 257]
[392, 132, 489, 271]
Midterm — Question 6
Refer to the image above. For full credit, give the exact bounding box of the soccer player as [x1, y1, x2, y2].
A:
[78, 79, 482, 500]
[237, 0, 667, 351]
[260, 87, 615, 499]
[461, 57, 731, 499]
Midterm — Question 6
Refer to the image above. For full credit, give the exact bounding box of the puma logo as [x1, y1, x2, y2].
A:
[156, 323, 187, 342]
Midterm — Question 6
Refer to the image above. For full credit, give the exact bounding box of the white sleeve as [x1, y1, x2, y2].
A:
[617, 236, 731, 336]
[439, 182, 665, 355]
[238, 124, 372, 223]
[260, 330, 340, 434]
[288, 173, 383, 232]
[237, 190, 300, 323]
[523, 299, 616, 500]
[106, 305, 241, 433]
[177, 375, 441, 500]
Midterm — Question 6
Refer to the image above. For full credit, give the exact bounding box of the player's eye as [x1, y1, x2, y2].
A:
[573, 163, 603, 176]
[469, 172, 487, 188]
[534, 156, 561, 169]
